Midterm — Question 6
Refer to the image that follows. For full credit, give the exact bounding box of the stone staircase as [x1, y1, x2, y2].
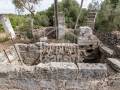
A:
[85, 10, 97, 29]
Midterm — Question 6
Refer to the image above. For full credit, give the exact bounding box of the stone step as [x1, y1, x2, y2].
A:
[0, 63, 107, 80]
[0, 79, 107, 90]
[86, 18, 95, 21]
[88, 12, 97, 14]
[99, 46, 114, 56]
[86, 20, 94, 23]
[108, 58, 120, 72]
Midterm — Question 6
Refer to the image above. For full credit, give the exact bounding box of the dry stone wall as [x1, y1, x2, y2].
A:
[16, 42, 100, 65]
[96, 31, 120, 61]
[99, 45, 115, 63]
[95, 31, 120, 47]
[0, 46, 19, 63]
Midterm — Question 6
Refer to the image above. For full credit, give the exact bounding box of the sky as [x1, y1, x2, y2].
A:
[0, 0, 97, 14]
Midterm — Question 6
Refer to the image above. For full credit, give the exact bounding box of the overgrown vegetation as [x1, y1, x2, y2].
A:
[0, 0, 87, 33]
[45, 0, 87, 28]
[96, 0, 120, 32]
[64, 32, 78, 43]
[0, 0, 120, 34]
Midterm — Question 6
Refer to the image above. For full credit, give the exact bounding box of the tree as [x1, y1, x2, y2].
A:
[88, 0, 101, 10]
[46, 0, 87, 28]
[60, 0, 81, 28]
[34, 12, 49, 27]
[13, 0, 42, 15]
[12, 0, 42, 39]
[110, 0, 119, 9]
[96, 0, 120, 32]
[46, 4, 54, 26]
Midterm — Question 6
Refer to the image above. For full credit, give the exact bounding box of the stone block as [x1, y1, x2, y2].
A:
[108, 58, 120, 72]
[100, 46, 114, 56]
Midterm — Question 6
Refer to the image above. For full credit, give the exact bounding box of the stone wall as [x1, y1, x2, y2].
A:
[0, 46, 19, 63]
[16, 42, 100, 65]
[95, 31, 120, 60]
[99, 45, 115, 63]
[0, 63, 108, 90]
[32, 27, 56, 41]
[95, 31, 120, 47]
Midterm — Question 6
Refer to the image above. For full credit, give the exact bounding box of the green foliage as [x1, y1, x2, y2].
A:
[64, 32, 74, 43]
[12, 0, 42, 14]
[0, 0, 87, 33]
[46, 0, 87, 28]
[9, 14, 27, 29]
[17, 18, 33, 39]
[34, 11, 49, 27]
[16, 18, 30, 31]
[0, 14, 27, 32]
[110, 0, 119, 9]
[60, 0, 80, 28]
[96, 0, 120, 32]
[0, 24, 4, 32]
[88, 0, 100, 10]
[64, 32, 77, 43]
[46, 4, 54, 26]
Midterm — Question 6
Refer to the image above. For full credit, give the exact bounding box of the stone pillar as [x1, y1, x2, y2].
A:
[58, 12, 65, 39]
[0, 15, 16, 39]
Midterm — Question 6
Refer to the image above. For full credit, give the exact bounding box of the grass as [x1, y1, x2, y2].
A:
[0, 33, 9, 43]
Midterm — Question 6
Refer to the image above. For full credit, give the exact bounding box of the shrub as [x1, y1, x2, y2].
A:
[64, 32, 77, 43]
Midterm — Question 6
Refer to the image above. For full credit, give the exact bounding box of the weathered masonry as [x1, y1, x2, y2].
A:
[0, 27, 120, 90]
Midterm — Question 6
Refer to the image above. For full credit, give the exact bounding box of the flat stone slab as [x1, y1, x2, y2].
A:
[117, 45, 120, 48]
[0, 46, 18, 63]
[78, 40, 98, 46]
[108, 58, 120, 72]
[100, 46, 114, 55]
[0, 79, 108, 90]
[0, 62, 107, 80]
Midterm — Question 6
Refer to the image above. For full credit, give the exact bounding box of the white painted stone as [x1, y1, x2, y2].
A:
[0, 15, 16, 39]
[39, 37, 48, 42]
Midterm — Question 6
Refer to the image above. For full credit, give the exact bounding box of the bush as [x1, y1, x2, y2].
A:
[34, 14, 49, 27]
[64, 32, 77, 43]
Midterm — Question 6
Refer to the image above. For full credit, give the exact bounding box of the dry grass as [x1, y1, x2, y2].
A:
[0, 33, 9, 42]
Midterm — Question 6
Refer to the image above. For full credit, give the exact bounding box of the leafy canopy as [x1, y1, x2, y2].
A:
[12, 0, 42, 14]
